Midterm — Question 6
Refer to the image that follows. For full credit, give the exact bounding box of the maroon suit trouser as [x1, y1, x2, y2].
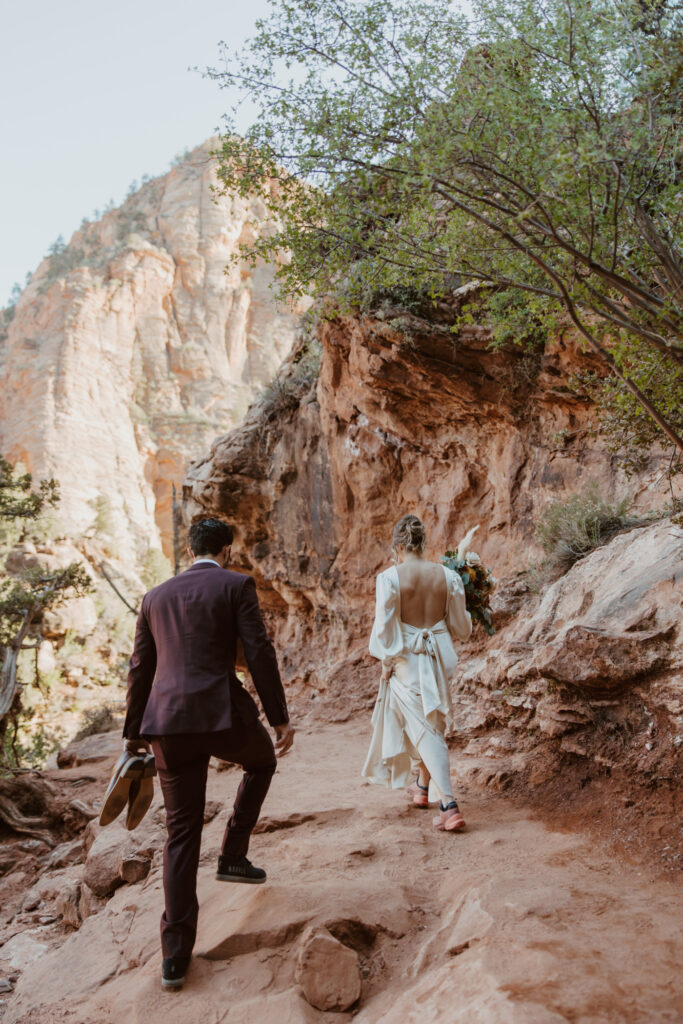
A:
[150, 717, 276, 959]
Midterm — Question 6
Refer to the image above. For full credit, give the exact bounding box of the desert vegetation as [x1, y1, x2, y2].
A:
[0, 458, 91, 768]
[209, 0, 682, 470]
[533, 484, 636, 576]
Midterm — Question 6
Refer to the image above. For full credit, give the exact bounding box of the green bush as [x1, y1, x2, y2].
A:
[535, 484, 634, 576]
[73, 703, 121, 742]
[2, 702, 66, 770]
[576, 348, 683, 479]
[141, 547, 172, 590]
[259, 337, 321, 423]
[89, 493, 115, 539]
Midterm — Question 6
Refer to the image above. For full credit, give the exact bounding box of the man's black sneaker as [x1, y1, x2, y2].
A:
[216, 855, 267, 884]
[161, 956, 190, 990]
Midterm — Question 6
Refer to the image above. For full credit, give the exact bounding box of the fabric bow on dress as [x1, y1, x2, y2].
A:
[402, 623, 452, 727]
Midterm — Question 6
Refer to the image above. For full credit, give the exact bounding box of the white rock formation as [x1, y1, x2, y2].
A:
[0, 141, 301, 558]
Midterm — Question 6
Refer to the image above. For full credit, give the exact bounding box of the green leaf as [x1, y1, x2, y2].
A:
[207, 0, 683, 458]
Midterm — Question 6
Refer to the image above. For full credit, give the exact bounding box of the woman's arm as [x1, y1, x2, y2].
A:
[446, 571, 472, 642]
[369, 571, 403, 661]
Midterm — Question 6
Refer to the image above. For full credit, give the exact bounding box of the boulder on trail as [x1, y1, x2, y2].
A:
[295, 925, 361, 1012]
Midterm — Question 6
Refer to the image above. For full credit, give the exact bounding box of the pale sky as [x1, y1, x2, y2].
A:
[0, 0, 272, 304]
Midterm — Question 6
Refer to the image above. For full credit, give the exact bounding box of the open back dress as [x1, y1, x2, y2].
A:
[362, 564, 472, 801]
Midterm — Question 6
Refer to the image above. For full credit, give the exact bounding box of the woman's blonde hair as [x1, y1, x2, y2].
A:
[392, 514, 426, 553]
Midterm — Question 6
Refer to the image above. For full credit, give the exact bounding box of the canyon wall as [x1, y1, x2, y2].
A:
[184, 307, 672, 706]
[0, 141, 301, 560]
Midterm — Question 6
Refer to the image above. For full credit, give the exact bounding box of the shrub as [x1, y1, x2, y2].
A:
[2, 710, 65, 770]
[0, 455, 90, 763]
[576, 349, 683, 479]
[89, 493, 114, 538]
[73, 703, 121, 742]
[141, 547, 172, 590]
[259, 336, 322, 424]
[0, 283, 22, 341]
[535, 484, 634, 576]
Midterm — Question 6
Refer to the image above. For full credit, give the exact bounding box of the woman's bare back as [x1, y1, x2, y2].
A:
[396, 560, 447, 628]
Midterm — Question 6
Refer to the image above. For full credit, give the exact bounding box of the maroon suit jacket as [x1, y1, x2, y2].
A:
[123, 562, 288, 739]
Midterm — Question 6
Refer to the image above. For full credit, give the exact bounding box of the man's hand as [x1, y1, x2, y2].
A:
[274, 722, 295, 756]
[124, 738, 151, 756]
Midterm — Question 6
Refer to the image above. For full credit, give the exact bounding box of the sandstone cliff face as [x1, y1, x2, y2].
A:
[0, 142, 300, 558]
[184, 310, 670, 702]
[183, 309, 681, 870]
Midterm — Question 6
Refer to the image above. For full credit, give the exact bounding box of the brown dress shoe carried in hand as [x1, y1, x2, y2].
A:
[125, 753, 157, 830]
[99, 752, 146, 827]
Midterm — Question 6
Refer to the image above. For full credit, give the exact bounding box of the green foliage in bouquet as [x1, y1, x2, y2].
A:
[442, 551, 496, 635]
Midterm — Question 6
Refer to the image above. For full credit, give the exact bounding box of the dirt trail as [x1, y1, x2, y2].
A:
[2, 721, 682, 1023]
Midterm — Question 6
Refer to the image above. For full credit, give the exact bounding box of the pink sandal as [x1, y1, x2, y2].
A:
[405, 779, 429, 808]
[433, 802, 467, 832]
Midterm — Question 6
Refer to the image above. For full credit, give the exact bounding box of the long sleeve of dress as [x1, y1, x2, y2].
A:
[369, 570, 403, 661]
[445, 568, 472, 642]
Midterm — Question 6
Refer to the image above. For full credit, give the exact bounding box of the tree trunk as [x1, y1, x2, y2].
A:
[0, 604, 37, 723]
[172, 483, 181, 576]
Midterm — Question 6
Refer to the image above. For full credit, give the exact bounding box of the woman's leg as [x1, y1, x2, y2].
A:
[415, 729, 455, 805]
[417, 763, 431, 789]
[417, 729, 467, 831]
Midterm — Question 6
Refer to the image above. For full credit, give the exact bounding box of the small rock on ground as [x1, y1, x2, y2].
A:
[295, 926, 361, 1012]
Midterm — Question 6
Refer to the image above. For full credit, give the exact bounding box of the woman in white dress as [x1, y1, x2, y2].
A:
[362, 514, 472, 831]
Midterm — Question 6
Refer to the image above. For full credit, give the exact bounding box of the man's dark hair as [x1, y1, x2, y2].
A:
[189, 518, 234, 556]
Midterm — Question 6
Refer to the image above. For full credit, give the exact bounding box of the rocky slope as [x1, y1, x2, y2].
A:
[0, 141, 302, 560]
[183, 309, 681, 863]
[1, 722, 681, 1022]
[451, 516, 682, 869]
[184, 308, 673, 703]
[1, 301, 681, 1021]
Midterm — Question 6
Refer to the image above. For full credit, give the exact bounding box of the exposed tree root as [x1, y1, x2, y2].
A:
[0, 776, 60, 848]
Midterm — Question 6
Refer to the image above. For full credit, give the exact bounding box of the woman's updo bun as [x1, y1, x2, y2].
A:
[392, 514, 427, 554]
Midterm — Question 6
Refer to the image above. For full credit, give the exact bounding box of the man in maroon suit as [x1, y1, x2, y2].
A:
[123, 517, 294, 990]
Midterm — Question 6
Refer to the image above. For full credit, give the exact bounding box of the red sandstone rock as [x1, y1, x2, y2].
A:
[451, 518, 682, 797]
[55, 882, 82, 929]
[184, 313, 672, 710]
[82, 822, 156, 897]
[119, 854, 151, 886]
[83, 828, 131, 897]
[296, 926, 361, 1011]
[78, 884, 106, 921]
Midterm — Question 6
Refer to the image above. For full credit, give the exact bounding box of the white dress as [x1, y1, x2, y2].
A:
[362, 564, 472, 802]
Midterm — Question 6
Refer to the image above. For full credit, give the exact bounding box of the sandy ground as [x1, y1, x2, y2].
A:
[2, 721, 682, 1023]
